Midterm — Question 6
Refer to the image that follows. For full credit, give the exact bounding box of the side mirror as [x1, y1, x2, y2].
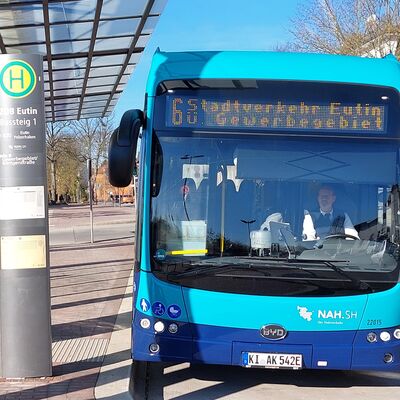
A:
[108, 109, 143, 187]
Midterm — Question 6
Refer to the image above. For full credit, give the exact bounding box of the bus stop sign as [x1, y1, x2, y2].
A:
[0, 54, 52, 378]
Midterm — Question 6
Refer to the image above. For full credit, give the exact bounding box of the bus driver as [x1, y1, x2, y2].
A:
[302, 185, 359, 240]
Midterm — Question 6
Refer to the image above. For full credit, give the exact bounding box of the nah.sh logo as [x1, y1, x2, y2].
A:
[297, 306, 313, 321]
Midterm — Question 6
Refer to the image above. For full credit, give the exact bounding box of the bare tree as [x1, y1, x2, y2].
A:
[290, 0, 400, 57]
[70, 116, 114, 203]
[46, 121, 70, 204]
[56, 137, 82, 203]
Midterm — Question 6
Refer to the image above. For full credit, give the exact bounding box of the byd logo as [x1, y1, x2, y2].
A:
[260, 324, 287, 340]
[0, 60, 36, 98]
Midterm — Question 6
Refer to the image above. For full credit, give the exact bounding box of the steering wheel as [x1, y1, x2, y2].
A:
[314, 233, 360, 249]
[323, 233, 360, 241]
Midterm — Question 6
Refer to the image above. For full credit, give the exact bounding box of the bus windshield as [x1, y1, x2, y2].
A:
[150, 80, 400, 297]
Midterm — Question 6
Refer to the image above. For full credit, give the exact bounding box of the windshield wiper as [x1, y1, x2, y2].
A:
[166, 262, 271, 279]
[163, 256, 374, 292]
[293, 259, 374, 292]
[165, 261, 344, 293]
[165, 256, 319, 279]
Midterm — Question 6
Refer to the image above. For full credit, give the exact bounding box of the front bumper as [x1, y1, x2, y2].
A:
[132, 312, 400, 371]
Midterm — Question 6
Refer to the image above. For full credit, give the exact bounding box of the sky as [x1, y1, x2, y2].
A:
[112, 0, 300, 124]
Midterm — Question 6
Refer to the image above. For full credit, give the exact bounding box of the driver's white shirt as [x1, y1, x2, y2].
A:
[302, 209, 359, 240]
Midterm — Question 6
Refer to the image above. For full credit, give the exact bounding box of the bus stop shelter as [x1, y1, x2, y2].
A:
[0, 0, 166, 122]
[0, 0, 166, 379]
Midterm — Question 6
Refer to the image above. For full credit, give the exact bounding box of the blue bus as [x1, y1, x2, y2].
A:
[109, 50, 400, 389]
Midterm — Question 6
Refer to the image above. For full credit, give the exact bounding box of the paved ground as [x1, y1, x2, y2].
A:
[2, 204, 400, 400]
[145, 362, 400, 399]
[0, 204, 135, 400]
[48, 203, 133, 227]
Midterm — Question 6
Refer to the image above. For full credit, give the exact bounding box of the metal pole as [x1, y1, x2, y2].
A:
[134, 176, 138, 211]
[87, 158, 94, 243]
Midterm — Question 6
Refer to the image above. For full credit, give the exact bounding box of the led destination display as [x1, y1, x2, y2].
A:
[166, 95, 387, 133]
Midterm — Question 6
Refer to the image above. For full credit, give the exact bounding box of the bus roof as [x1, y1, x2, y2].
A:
[146, 50, 400, 95]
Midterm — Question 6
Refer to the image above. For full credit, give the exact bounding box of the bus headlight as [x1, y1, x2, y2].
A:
[154, 321, 165, 333]
[380, 331, 391, 342]
[366, 332, 377, 343]
[140, 318, 151, 329]
[393, 329, 400, 340]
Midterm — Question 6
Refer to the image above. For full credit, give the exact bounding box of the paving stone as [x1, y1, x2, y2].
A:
[0, 205, 134, 400]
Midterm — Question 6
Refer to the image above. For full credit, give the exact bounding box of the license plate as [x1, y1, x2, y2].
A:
[242, 352, 303, 369]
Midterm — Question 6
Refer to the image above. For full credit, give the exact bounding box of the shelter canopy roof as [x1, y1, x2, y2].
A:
[0, 0, 166, 122]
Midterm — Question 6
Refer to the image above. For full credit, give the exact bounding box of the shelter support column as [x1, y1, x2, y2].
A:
[0, 54, 52, 377]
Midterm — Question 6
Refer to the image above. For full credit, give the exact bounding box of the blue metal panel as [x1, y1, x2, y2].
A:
[132, 311, 193, 361]
[140, 95, 155, 272]
[192, 339, 232, 364]
[146, 50, 400, 96]
[182, 285, 368, 331]
[135, 272, 188, 321]
[312, 345, 352, 370]
[353, 329, 400, 370]
[191, 323, 357, 345]
[132, 313, 400, 371]
[359, 284, 400, 329]
[133, 330, 193, 362]
[135, 271, 400, 331]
